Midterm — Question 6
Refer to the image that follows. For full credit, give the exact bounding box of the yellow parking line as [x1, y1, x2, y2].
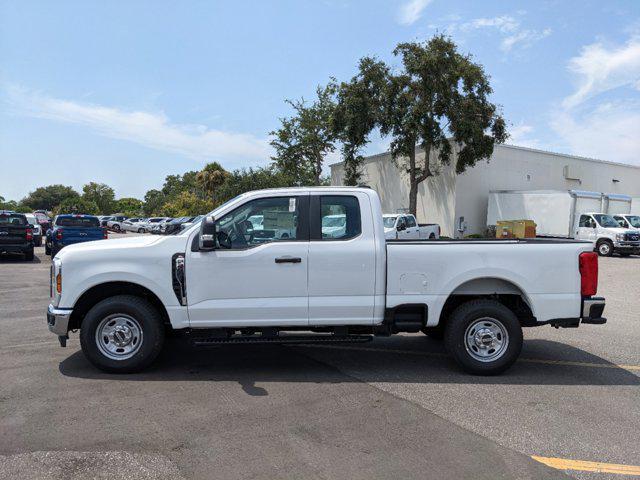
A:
[532, 456, 640, 475]
[296, 344, 640, 372]
[0, 340, 58, 349]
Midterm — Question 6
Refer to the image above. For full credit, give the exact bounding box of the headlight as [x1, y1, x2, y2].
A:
[616, 233, 624, 242]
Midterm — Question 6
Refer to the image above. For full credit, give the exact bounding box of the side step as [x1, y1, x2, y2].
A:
[191, 333, 373, 347]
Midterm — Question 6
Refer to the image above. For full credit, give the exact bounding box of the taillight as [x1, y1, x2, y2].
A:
[26, 228, 33, 241]
[579, 252, 598, 296]
[103, 227, 108, 239]
[56, 229, 63, 240]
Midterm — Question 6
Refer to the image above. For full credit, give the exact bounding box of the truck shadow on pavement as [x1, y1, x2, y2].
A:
[58, 337, 640, 394]
[0, 254, 42, 264]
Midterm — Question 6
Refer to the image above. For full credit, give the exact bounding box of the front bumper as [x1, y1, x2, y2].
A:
[47, 304, 72, 336]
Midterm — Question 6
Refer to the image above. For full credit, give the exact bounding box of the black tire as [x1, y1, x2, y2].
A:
[596, 240, 613, 257]
[114, 225, 121, 232]
[80, 295, 165, 373]
[50, 246, 59, 258]
[444, 299, 523, 375]
[24, 249, 34, 261]
[45, 243, 51, 255]
[35, 237, 42, 247]
[137, 228, 145, 234]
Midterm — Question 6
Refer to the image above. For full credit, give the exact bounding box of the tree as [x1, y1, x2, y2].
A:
[379, 36, 507, 216]
[143, 189, 166, 216]
[161, 191, 214, 217]
[333, 58, 389, 185]
[270, 84, 337, 186]
[114, 197, 144, 216]
[82, 182, 115, 214]
[57, 196, 99, 215]
[216, 166, 291, 203]
[196, 162, 229, 204]
[21, 185, 78, 211]
[161, 171, 200, 199]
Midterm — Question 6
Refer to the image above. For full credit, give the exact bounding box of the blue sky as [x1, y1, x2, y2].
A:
[1, 0, 639, 201]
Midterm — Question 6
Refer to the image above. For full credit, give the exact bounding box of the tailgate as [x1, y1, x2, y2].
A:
[60, 227, 104, 244]
[0, 225, 27, 245]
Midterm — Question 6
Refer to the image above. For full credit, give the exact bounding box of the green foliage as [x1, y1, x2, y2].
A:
[21, 184, 79, 211]
[161, 191, 213, 217]
[216, 167, 291, 204]
[378, 36, 507, 215]
[56, 196, 99, 215]
[333, 58, 389, 185]
[143, 189, 166, 216]
[82, 182, 115, 214]
[270, 84, 337, 186]
[161, 171, 200, 199]
[13, 204, 33, 213]
[196, 162, 230, 204]
[114, 197, 144, 216]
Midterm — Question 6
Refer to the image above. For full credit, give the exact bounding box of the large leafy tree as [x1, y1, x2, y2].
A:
[333, 58, 389, 185]
[161, 171, 200, 199]
[143, 189, 166, 216]
[161, 191, 213, 217]
[196, 162, 229, 204]
[82, 182, 115, 214]
[56, 196, 99, 215]
[380, 36, 507, 216]
[270, 84, 337, 186]
[114, 197, 144, 216]
[21, 185, 78, 211]
[216, 166, 290, 203]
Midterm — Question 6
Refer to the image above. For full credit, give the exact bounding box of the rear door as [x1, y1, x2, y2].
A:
[308, 193, 377, 325]
[405, 215, 420, 239]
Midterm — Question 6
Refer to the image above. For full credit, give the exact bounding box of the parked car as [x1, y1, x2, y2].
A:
[46, 187, 606, 375]
[106, 216, 128, 232]
[151, 218, 173, 235]
[45, 214, 107, 257]
[144, 217, 169, 233]
[163, 216, 195, 235]
[34, 211, 52, 232]
[383, 214, 440, 240]
[98, 216, 113, 228]
[180, 215, 203, 232]
[24, 213, 43, 246]
[488, 190, 640, 256]
[0, 211, 35, 260]
[120, 218, 149, 233]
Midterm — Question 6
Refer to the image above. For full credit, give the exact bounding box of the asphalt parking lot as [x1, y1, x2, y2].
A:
[1, 236, 639, 479]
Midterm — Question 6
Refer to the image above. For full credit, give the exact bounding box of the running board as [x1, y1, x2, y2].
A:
[191, 333, 373, 347]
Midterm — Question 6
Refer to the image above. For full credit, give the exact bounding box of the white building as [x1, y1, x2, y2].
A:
[330, 144, 640, 237]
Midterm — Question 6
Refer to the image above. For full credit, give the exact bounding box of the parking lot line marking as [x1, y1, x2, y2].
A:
[531, 456, 640, 475]
[296, 344, 640, 372]
[0, 340, 58, 350]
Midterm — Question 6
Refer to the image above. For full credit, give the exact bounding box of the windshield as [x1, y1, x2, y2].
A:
[383, 216, 397, 228]
[593, 214, 620, 228]
[627, 216, 640, 228]
[56, 216, 100, 227]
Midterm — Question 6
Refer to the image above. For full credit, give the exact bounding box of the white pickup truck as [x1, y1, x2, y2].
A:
[383, 214, 440, 240]
[47, 187, 606, 375]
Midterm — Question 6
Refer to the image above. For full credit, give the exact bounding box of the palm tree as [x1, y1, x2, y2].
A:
[196, 162, 229, 204]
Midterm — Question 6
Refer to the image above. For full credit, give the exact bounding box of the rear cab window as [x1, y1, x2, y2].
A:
[0, 213, 27, 226]
[56, 216, 100, 227]
[313, 195, 361, 240]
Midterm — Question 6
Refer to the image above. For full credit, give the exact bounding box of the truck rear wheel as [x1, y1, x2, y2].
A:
[79, 295, 165, 373]
[596, 240, 613, 257]
[444, 299, 522, 375]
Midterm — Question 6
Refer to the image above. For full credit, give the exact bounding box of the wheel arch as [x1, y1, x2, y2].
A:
[69, 281, 171, 330]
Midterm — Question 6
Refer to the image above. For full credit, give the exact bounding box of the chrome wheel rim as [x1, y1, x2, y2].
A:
[599, 243, 610, 255]
[464, 317, 509, 362]
[95, 314, 143, 360]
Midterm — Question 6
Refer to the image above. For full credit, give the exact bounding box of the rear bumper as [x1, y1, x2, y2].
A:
[545, 296, 606, 328]
[0, 243, 32, 253]
[47, 304, 72, 336]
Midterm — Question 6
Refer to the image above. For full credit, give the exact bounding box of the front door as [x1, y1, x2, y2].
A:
[186, 194, 309, 327]
[576, 215, 596, 242]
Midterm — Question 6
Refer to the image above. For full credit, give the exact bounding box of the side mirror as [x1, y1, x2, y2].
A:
[199, 215, 217, 251]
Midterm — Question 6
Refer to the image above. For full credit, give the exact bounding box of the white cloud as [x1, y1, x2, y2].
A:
[551, 101, 640, 165]
[397, 0, 433, 26]
[501, 28, 551, 52]
[562, 35, 640, 108]
[440, 14, 551, 53]
[4, 86, 271, 166]
[508, 122, 542, 149]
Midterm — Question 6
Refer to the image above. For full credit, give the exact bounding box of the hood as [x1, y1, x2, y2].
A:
[55, 235, 162, 260]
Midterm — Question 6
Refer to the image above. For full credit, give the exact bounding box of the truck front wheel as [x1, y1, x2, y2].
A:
[596, 240, 613, 257]
[444, 299, 522, 375]
[79, 295, 165, 373]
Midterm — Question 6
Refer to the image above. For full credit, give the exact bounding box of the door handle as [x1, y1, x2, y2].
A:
[275, 256, 302, 264]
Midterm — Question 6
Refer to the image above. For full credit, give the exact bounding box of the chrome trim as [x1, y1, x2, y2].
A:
[47, 304, 72, 336]
[582, 297, 605, 318]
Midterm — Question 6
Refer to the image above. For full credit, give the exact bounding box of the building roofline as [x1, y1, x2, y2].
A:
[329, 143, 640, 170]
